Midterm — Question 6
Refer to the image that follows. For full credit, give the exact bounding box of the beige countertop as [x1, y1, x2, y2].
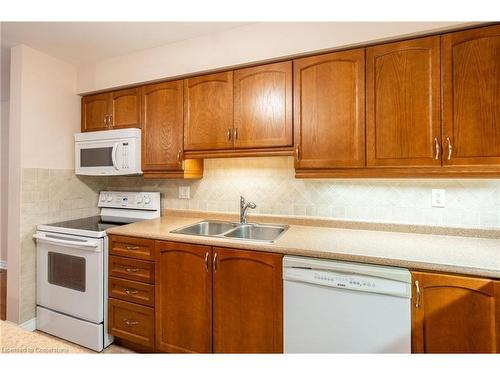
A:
[107, 212, 500, 279]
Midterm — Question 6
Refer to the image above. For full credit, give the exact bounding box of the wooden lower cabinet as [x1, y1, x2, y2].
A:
[411, 271, 500, 353]
[153, 242, 283, 354]
[212, 247, 283, 353]
[155, 241, 213, 353]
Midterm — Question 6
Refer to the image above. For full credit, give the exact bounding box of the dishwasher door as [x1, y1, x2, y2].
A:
[283, 256, 412, 353]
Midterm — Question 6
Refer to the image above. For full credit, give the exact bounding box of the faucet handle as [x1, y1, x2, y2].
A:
[240, 196, 246, 207]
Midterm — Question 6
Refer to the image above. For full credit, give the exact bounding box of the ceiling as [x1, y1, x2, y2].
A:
[1, 22, 251, 65]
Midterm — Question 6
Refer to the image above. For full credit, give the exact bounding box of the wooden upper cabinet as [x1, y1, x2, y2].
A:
[110, 88, 141, 130]
[442, 25, 500, 166]
[141, 81, 184, 172]
[294, 49, 366, 169]
[82, 89, 140, 132]
[81, 93, 110, 132]
[212, 247, 283, 353]
[155, 241, 212, 353]
[184, 71, 234, 151]
[412, 271, 500, 353]
[366, 36, 441, 167]
[233, 61, 293, 149]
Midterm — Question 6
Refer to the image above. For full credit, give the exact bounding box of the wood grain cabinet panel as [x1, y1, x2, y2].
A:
[294, 49, 366, 170]
[233, 61, 293, 149]
[412, 271, 500, 353]
[141, 81, 184, 172]
[109, 256, 155, 284]
[81, 93, 110, 132]
[110, 88, 141, 130]
[366, 36, 441, 167]
[184, 72, 234, 151]
[155, 241, 213, 353]
[442, 24, 500, 166]
[109, 277, 155, 307]
[108, 298, 155, 349]
[212, 247, 283, 353]
[109, 235, 155, 260]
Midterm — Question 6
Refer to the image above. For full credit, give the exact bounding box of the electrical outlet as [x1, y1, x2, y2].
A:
[179, 186, 190, 199]
[431, 189, 446, 208]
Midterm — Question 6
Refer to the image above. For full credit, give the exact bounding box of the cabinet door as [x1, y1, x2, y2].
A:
[442, 25, 500, 166]
[141, 81, 184, 172]
[184, 72, 234, 151]
[233, 61, 292, 149]
[412, 271, 500, 353]
[155, 241, 212, 353]
[110, 88, 141, 129]
[81, 93, 110, 132]
[366, 36, 441, 167]
[294, 49, 366, 169]
[213, 247, 283, 353]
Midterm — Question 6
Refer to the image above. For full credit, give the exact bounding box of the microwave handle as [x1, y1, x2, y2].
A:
[111, 143, 119, 170]
[33, 233, 99, 250]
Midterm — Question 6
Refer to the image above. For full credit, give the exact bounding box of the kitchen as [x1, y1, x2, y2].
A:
[0, 2, 499, 373]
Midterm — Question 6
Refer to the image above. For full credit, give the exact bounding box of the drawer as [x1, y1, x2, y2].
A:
[108, 298, 154, 349]
[109, 256, 155, 284]
[109, 277, 155, 307]
[109, 235, 155, 260]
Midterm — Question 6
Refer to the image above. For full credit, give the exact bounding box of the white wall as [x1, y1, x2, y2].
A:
[19, 46, 80, 169]
[1, 25, 10, 266]
[77, 21, 469, 94]
[7, 44, 80, 323]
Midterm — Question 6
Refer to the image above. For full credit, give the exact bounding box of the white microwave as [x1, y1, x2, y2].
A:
[75, 128, 142, 176]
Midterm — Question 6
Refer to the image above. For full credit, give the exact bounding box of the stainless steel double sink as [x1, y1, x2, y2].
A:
[171, 220, 289, 243]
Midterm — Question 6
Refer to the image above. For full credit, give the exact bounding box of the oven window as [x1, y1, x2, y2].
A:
[80, 147, 113, 167]
[48, 252, 86, 292]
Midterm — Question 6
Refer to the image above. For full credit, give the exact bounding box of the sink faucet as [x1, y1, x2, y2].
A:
[240, 196, 257, 224]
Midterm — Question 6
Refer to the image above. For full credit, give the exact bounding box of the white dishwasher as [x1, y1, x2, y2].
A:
[283, 256, 412, 353]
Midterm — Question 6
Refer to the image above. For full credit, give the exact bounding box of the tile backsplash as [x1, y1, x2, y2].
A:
[104, 156, 500, 229]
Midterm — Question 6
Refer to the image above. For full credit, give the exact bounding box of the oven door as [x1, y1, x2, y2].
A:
[35, 231, 104, 323]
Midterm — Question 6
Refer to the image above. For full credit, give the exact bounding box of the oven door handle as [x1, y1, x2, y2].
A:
[33, 233, 99, 250]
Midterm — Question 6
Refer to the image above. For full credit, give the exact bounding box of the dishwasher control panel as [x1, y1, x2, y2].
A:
[284, 267, 411, 298]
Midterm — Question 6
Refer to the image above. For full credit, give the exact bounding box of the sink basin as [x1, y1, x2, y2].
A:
[171, 220, 289, 243]
[223, 224, 288, 242]
[171, 220, 238, 236]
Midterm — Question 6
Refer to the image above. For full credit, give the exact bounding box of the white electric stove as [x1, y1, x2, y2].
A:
[34, 191, 160, 351]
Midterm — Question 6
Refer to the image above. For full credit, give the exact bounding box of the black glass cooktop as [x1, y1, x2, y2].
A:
[45, 216, 123, 233]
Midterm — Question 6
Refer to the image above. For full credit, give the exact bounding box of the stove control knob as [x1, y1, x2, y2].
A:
[100, 194, 106, 202]
[107, 194, 113, 202]
[136, 194, 143, 204]
[144, 195, 151, 205]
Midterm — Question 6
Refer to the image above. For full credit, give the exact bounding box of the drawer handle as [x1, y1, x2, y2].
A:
[125, 268, 139, 273]
[123, 319, 139, 326]
[124, 288, 139, 295]
[126, 246, 139, 250]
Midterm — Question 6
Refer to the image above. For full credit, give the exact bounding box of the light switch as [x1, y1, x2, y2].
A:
[179, 186, 190, 199]
[431, 189, 446, 208]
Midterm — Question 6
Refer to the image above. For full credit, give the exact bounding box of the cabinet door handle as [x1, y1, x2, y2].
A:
[204, 252, 209, 272]
[434, 138, 440, 160]
[108, 115, 113, 127]
[213, 253, 217, 272]
[104, 115, 108, 126]
[295, 144, 300, 160]
[126, 246, 139, 250]
[124, 288, 139, 295]
[123, 319, 139, 326]
[234, 128, 238, 142]
[226, 128, 232, 142]
[415, 280, 421, 308]
[177, 149, 182, 164]
[446, 137, 452, 160]
[125, 268, 139, 273]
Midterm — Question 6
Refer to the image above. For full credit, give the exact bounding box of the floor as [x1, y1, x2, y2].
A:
[0, 320, 133, 354]
[0, 270, 6, 320]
